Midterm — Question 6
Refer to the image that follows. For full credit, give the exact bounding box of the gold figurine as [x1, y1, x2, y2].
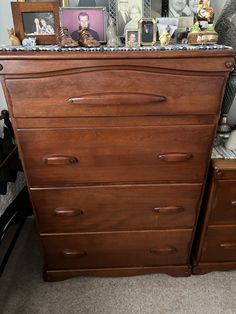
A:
[7, 28, 21, 46]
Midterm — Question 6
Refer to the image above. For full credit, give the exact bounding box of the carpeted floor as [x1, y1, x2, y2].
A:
[0, 217, 236, 314]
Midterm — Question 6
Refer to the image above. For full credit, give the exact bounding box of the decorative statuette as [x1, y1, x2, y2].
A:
[7, 28, 21, 46]
[106, 18, 122, 48]
[159, 27, 171, 46]
[22, 37, 37, 47]
[187, 0, 218, 45]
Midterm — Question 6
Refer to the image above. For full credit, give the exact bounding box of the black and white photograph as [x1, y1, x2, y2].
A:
[69, 0, 109, 11]
[151, 0, 162, 19]
[169, 0, 198, 18]
[117, 0, 143, 37]
[22, 12, 55, 35]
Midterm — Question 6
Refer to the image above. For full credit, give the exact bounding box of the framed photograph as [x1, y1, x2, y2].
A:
[11, 2, 60, 45]
[60, 7, 107, 42]
[117, 0, 143, 37]
[116, 0, 168, 38]
[125, 29, 140, 47]
[139, 18, 156, 46]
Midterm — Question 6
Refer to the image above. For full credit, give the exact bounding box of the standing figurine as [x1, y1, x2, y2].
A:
[7, 28, 21, 46]
[159, 27, 171, 46]
[106, 18, 122, 47]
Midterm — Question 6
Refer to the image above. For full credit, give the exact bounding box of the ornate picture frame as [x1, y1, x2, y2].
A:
[11, 2, 60, 45]
[139, 18, 156, 46]
[60, 7, 107, 42]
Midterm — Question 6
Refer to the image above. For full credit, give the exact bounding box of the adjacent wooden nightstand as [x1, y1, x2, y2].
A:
[193, 157, 236, 274]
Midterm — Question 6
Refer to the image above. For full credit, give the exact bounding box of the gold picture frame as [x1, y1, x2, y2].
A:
[139, 18, 157, 46]
[125, 29, 140, 47]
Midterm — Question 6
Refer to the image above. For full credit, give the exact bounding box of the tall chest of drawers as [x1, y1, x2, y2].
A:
[0, 49, 234, 281]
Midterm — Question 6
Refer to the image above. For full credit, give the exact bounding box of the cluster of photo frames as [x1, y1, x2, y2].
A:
[11, 0, 198, 46]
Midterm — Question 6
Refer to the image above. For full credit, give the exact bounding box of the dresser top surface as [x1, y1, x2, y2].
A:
[0, 45, 235, 61]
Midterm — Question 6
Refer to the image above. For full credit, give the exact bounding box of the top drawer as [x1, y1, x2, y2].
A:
[6, 69, 224, 117]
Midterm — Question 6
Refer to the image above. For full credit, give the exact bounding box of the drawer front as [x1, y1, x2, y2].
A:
[201, 226, 236, 262]
[209, 180, 236, 224]
[7, 70, 224, 117]
[18, 125, 214, 186]
[41, 230, 192, 269]
[31, 183, 202, 233]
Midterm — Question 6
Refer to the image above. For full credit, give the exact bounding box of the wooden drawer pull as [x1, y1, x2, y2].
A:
[153, 206, 184, 214]
[62, 250, 87, 257]
[43, 156, 78, 165]
[158, 153, 192, 162]
[220, 243, 236, 249]
[67, 93, 166, 106]
[231, 201, 236, 206]
[150, 247, 177, 254]
[54, 208, 83, 217]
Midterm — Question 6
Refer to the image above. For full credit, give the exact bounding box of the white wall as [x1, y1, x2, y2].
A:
[0, 0, 235, 124]
[0, 0, 14, 111]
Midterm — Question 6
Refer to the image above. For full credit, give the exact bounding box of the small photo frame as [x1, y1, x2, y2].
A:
[139, 18, 156, 46]
[125, 29, 140, 47]
[60, 7, 107, 42]
[11, 2, 60, 45]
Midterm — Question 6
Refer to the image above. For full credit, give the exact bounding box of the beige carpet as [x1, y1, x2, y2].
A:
[0, 217, 236, 314]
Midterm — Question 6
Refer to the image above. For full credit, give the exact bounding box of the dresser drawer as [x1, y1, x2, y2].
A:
[7, 70, 224, 117]
[41, 230, 192, 270]
[201, 226, 236, 262]
[209, 180, 236, 224]
[18, 125, 214, 186]
[31, 183, 202, 233]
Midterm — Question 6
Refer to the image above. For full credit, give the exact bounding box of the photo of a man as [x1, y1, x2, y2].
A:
[71, 11, 99, 41]
[141, 22, 153, 42]
[117, 0, 130, 36]
[169, 0, 192, 17]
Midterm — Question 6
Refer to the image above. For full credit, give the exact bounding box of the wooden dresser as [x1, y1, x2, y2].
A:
[193, 158, 236, 274]
[0, 49, 235, 281]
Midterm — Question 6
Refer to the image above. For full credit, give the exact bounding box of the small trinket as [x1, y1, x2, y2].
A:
[7, 28, 21, 46]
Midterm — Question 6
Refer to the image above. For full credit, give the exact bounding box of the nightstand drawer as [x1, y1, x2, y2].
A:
[7, 70, 224, 117]
[201, 226, 236, 262]
[31, 183, 202, 233]
[209, 180, 236, 224]
[41, 230, 192, 270]
[18, 125, 214, 186]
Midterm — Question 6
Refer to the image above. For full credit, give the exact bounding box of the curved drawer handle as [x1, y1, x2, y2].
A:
[62, 249, 87, 257]
[219, 243, 236, 249]
[150, 247, 177, 254]
[67, 93, 166, 106]
[54, 208, 83, 217]
[231, 201, 236, 206]
[43, 155, 78, 165]
[158, 153, 192, 162]
[153, 206, 184, 214]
